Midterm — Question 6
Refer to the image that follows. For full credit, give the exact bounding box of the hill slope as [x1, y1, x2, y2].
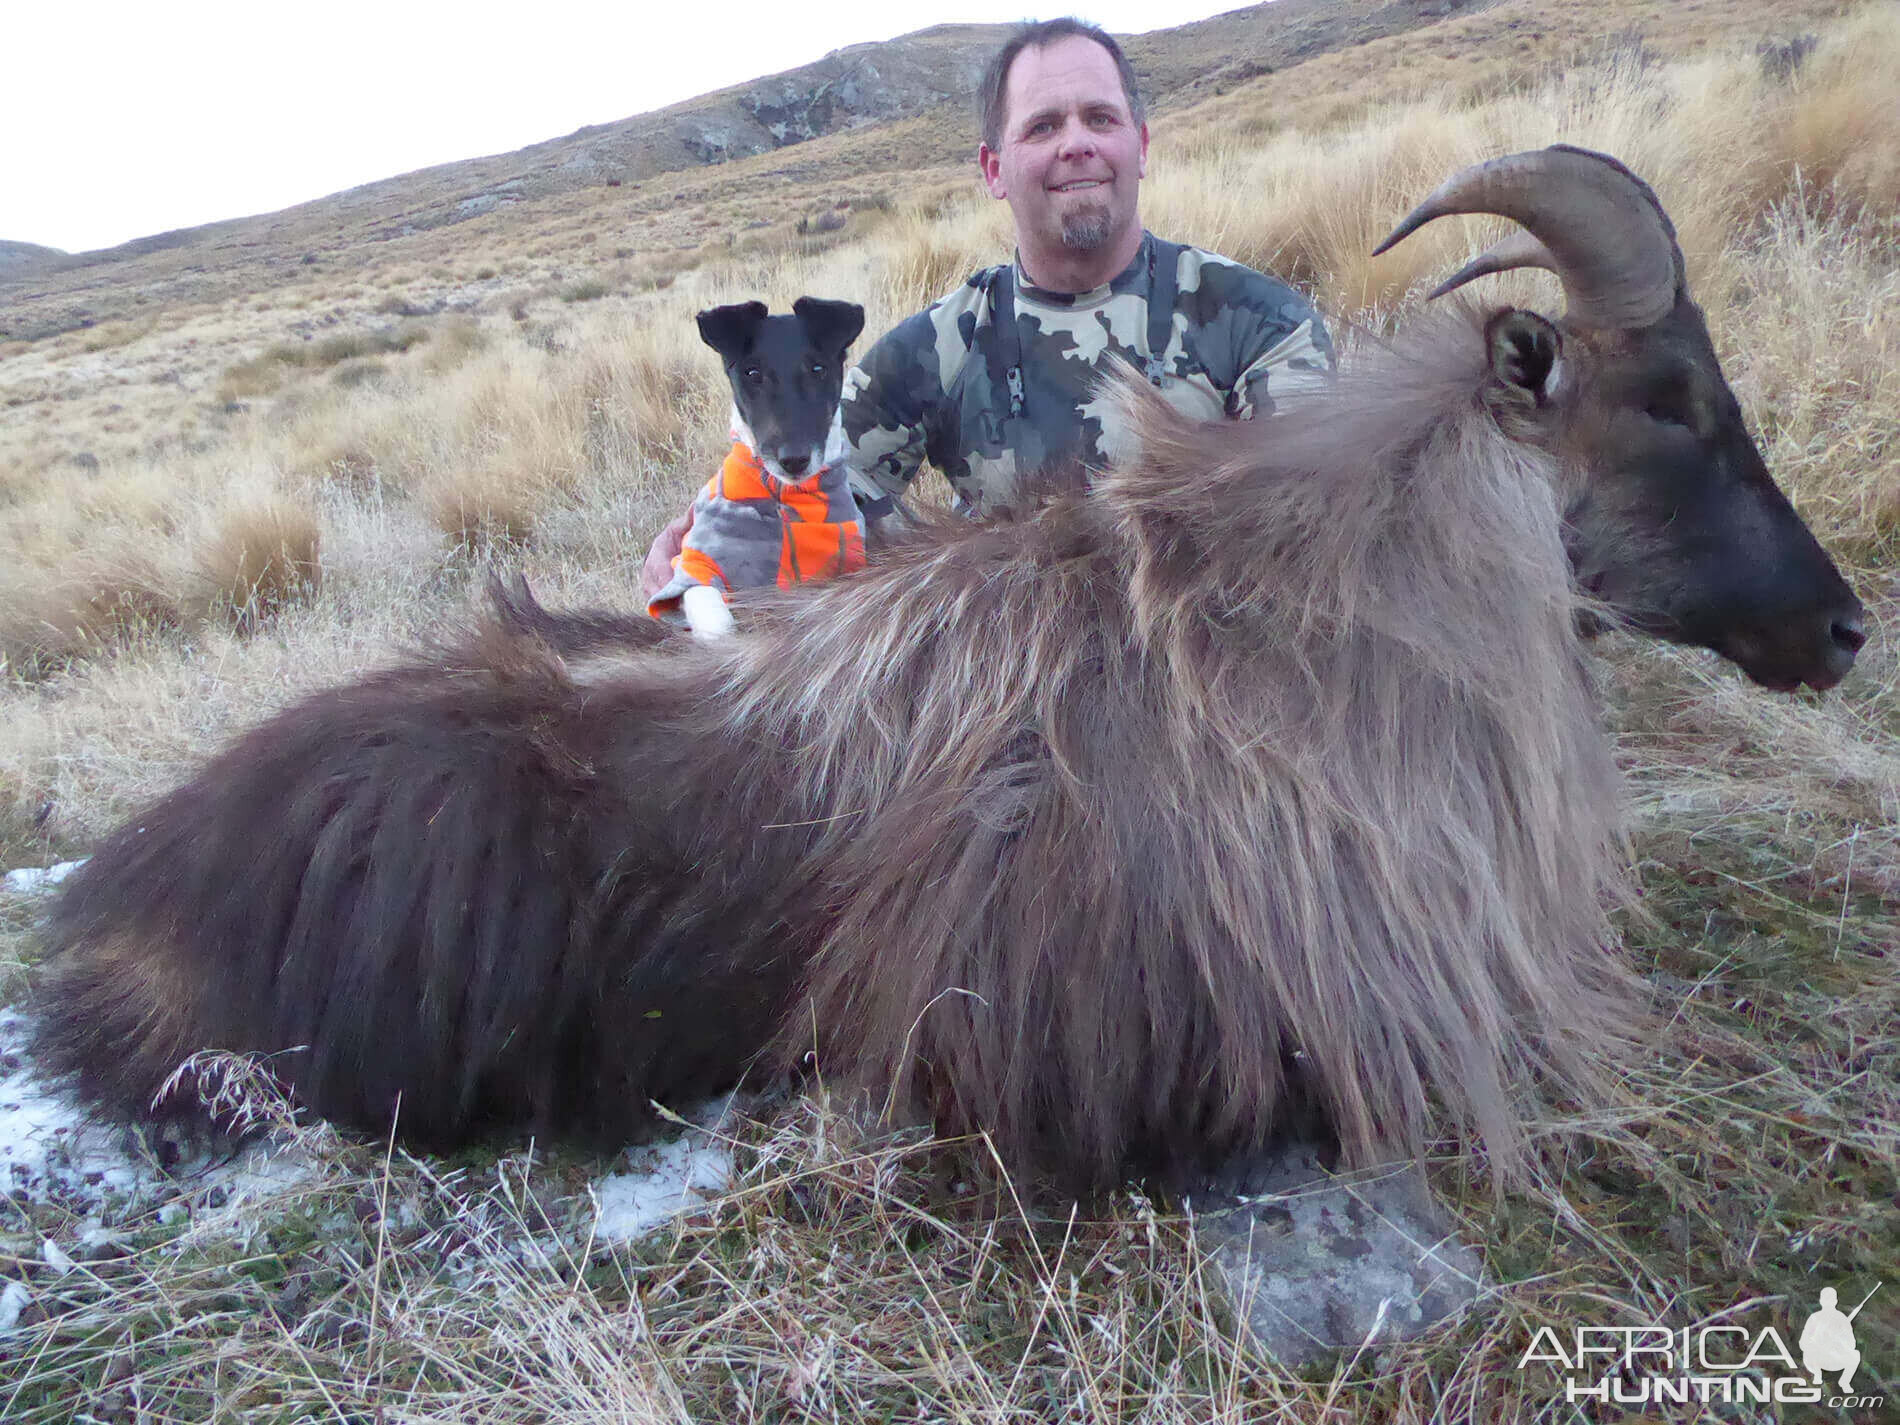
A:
[0, 0, 1853, 347]
[0, 0, 1512, 339]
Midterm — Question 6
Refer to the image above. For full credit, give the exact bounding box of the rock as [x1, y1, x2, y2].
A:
[677, 119, 770, 166]
[1194, 1146, 1485, 1368]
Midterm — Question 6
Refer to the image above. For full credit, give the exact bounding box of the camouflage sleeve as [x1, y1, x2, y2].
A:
[836, 306, 950, 527]
[1182, 254, 1336, 420]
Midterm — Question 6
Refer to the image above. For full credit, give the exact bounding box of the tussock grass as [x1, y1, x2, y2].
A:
[1720, 200, 1900, 563]
[0, 478, 326, 676]
[1, 4, 1896, 1418]
[190, 497, 324, 632]
[73, 315, 159, 355]
[558, 275, 614, 303]
[872, 206, 1012, 317]
[418, 313, 490, 374]
[394, 321, 723, 547]
[218, 321, 435, 401]
[1141, 8, 1900, 328]
[1761, 10, 1900, 226]
[0, 546, 184, 680]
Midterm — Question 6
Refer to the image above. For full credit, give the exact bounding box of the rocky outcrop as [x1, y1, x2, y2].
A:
[731, 43, 987, 148]
[633, 29, 999, 173]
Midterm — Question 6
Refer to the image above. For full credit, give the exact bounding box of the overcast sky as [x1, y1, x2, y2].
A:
[5, 1, 1249, 254]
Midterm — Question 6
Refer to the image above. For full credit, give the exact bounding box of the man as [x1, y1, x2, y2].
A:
[642, 17, 1333, 593]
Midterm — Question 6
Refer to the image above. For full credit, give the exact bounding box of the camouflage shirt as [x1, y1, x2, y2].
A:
[839, 230, 1334, 521]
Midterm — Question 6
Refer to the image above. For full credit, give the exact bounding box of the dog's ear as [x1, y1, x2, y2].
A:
[792, 297, 866, 361]
[697, 301, 770, 364]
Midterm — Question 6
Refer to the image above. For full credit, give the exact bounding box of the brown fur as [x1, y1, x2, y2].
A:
[33, 306, 1663, 1195]
[776, 310, 1634, 1189]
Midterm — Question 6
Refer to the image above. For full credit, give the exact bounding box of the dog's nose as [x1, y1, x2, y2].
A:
[778, 454, 811, 477]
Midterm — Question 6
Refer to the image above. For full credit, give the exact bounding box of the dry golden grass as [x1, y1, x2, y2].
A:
[190, 497, 324, 631]
[72, 315, 159, 355]
[1143, 10, 1900, 328]
[868, 206, 1011, 320]
[0, 490, 326, 674]
[0, 547, 184, 680]
[0, 4, 1895, 1418]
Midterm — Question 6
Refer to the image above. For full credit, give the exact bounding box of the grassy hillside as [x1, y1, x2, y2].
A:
[1, 2, 1895, 1419]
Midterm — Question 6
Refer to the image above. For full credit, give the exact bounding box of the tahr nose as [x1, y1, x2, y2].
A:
[1821, 602, 1867, 684]
[1831, 607, 1867, 656]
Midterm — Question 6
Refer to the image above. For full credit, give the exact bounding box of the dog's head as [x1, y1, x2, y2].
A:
[697, 297, 866, 477]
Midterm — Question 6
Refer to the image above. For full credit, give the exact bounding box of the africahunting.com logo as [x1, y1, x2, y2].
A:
[1517, 1284, 1884, 1410]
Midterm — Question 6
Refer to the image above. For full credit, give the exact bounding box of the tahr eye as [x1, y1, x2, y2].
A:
[1645, 401, 1689, 427]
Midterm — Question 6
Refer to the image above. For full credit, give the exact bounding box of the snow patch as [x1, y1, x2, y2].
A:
[2, 858, 86, 896]
[593, 1112, 737, 1243]
[3, 1006, 743, 1253]
[0, 1007, 320, 1223]
[0, 1279, 30, 1334]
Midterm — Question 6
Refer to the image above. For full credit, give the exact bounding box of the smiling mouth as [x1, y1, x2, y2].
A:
[1050, 179, 1108, 193]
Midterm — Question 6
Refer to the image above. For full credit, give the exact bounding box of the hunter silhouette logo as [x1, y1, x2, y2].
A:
[1517, 1282, 1886, 1409]
[1800, 1285, 1877, 1392]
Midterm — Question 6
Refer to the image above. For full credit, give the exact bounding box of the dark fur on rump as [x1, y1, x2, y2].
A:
[37, 624, 825, 1149]
[31, 305, 1636, 1195]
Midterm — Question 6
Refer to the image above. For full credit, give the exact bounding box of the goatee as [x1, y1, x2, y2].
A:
[1060, 209, 1111, 251]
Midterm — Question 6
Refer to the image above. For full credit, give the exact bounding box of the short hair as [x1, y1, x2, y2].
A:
[977, 18, 1147, 152]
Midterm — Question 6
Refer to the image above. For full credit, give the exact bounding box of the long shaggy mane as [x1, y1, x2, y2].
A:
[745, 307, 1636, 1190]
[32, 306, 1639, 1196]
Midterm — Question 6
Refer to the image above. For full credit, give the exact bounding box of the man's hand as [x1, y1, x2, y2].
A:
[640, 507, 694, 600]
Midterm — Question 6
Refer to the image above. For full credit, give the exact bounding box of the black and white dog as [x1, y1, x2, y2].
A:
[648, 297, 867, 636]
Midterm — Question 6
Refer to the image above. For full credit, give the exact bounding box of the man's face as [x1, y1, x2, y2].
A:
[979, 35, 1149, 264]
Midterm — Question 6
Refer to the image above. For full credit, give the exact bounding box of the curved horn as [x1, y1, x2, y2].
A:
[1373, 145, 1684, 329]
[1424, 230, 1558, 300]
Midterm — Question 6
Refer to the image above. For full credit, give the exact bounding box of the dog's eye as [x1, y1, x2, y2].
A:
[809, 362, 825, 376]
[742, 366, 762, 383]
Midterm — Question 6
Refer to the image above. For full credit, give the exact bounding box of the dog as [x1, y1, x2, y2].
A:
[647, 298, 868, 637]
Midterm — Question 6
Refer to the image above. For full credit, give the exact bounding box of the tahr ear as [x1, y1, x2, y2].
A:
[1484, 309, 1564, 401]
[792, 297, 866, 360]
[697, 301, 770, 364]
